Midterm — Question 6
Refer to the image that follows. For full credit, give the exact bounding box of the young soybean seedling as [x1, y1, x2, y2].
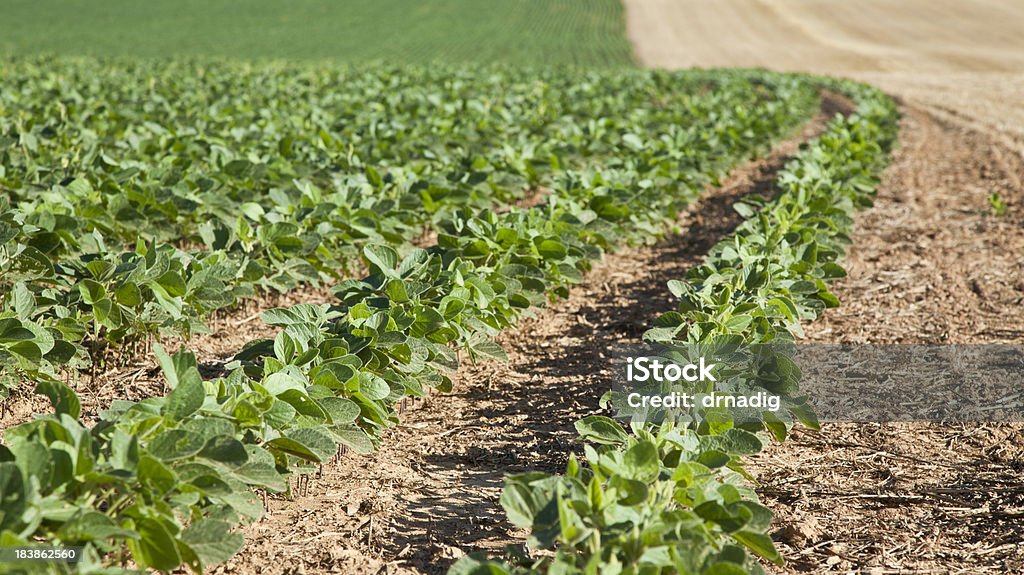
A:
[989, 192, 1007, 217]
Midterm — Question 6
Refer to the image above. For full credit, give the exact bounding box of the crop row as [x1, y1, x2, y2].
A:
[0, 0, 635, 67]
[0, 60, 809, 399]
[454, 80, 900, 574]
[0, 65, 820, 573]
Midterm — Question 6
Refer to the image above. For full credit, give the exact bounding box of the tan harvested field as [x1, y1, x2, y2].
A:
[626, 1, 1024, 573]
[625, 0, 1024, 73]
[859, 71, 1024, 157]
[624, 0, 1024, 154]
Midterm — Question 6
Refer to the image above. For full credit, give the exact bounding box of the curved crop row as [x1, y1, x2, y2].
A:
[453, 80, 899, 575]
[0, 66, 820, 574]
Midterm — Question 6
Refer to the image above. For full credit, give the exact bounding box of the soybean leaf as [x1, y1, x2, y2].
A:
[181, 519, 244, 567]
[34, 379, 81, 419]
[128, 517, 181, 571]
[732, 529, 784, 565]
[364, 244, 399, 278]
[574, 416, 629, 446]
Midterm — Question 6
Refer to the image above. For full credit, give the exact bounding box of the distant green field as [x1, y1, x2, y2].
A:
[0, 0, 635, 66]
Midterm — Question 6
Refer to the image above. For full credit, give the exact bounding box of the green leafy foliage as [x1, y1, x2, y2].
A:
[0, 0, 634, 66]
[0, 58, 816, 399]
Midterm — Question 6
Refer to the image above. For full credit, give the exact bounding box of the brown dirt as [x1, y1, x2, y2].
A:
[214, 103, 840, 575]
[624, 3, 1024, 573]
